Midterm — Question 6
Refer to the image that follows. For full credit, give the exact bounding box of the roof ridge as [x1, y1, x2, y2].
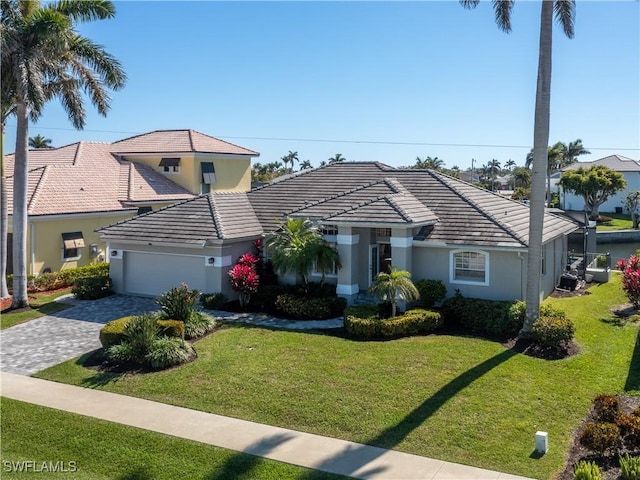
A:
[127, 162, 134, 201]
[323, 194, 393, 220]
[188, 130, 195, 151]
[208, 194, 225, 239]
[28, 165, 49, 214]
[72, 143, 82, 165]
[286, 178, 391, 215]
[383, 195, 412, 223]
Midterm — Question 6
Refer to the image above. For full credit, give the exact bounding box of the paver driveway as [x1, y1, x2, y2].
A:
[0, 295, 158, 375]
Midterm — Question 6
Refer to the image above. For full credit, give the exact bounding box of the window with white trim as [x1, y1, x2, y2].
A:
[320, 224, 338, 236]
[450, 250, 489, 285]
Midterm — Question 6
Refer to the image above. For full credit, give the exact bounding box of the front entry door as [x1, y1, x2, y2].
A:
[369, 244, 379, 286]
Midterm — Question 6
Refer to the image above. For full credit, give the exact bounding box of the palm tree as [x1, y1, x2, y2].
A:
[328, 153, 346, 164]
[28, 134, 52, 148]
[559, 138, 590, 167]
[2, 0, 126, 308]
[369, 267, 420, 318]
[0, 85, 14, 299]
[504, 159, 516, 172]
[299, 159, 313, 170]
[462, 0, 575, 337]
[512, 166, 531, 189]
[487, 158, 501, 191]
[281, 151, 299, 174]
[266, 217, 340, 288]
[414, 156, 445, 171]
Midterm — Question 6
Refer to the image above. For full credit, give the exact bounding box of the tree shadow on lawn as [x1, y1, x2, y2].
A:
[75, 349, 124, 387]
[309, 348, 518, 478]
[625, 329, 640, 392]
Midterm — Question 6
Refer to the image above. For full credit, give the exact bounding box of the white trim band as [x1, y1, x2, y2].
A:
[390, 236, 413, 248]
[336, 234, 359, 245]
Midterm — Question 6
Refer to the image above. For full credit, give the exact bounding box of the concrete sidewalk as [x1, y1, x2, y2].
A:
[1, 372, 533, 480]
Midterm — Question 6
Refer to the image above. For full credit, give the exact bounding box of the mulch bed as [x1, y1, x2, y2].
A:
[557, 397, 640, 480]
[1, 287, 72, 314]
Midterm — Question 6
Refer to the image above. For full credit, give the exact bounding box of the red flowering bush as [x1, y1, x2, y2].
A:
[228, 255, 260, 307]
[618, 255, 640, 308]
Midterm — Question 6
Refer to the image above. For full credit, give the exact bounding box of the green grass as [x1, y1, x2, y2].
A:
[1, 288, 73, 330]
[596, 212, 634, 231]
[0, 398, 346, 480]
[36, 275, 640, 480]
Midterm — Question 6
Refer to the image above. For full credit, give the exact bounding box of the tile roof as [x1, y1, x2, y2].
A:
[97, 192, 262, 243]
[4, 142, 194, 216]
[98, 162, 578, 249]
[562, 155, 640, 172]
[110, 129, 259, 156]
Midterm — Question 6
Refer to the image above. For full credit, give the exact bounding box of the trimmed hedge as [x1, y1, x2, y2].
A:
[72, 276, 113, 300]
[414, 279, 447, 308]
[7, 262, 110, 292]
[441, 292, 521, 338]
[99, 316, 134, 348]
[156, 319, 185, 339]
[101, 316, 188, 347]
[274, 293, 347, 320]
[344, 306, 443, 339]
[532, 305, 575, 350]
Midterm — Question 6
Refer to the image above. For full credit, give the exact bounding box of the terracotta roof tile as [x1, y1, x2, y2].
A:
[110, 129, 259, 156]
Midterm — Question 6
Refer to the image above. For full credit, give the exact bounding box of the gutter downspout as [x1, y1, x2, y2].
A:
[29, 221, 35, 276]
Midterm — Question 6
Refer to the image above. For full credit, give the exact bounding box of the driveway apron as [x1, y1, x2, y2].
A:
[0, 295, 158, 375]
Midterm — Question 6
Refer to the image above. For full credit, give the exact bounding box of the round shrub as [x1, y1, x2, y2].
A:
[532, 309, 575, 350]
[579, 422, 621, 455]
[72, 275, 113, 300]
[156, 319, 185, 339]
[200, 292, 228, 310]
[593, 394, 620, 423]
[104, 341, 138, 365]
[617, 414, 640, 451]
[99, 316, 133, 348]
[414, 279, 446, 308]
[184, 311, 217, 339]
[144, 337, 192, 370]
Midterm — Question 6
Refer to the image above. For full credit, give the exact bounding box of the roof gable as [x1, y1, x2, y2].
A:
[563, 155, 640, 172]
[110, 129, 259, 156]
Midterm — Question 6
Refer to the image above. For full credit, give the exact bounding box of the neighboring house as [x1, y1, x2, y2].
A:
[4, 129, 259, 275]
[557, 155, 640, 213]
[98, 162, 579, 304]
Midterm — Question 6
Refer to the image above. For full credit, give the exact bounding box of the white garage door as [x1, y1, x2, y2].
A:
[123, 252, 206, 296]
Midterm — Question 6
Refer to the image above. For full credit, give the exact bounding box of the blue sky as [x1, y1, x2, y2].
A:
[4, 1, 639, 171]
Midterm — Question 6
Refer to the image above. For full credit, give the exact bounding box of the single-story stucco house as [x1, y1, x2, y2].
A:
[97, 162, 579, 304]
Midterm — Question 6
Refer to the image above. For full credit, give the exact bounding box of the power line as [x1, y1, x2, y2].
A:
[5, 123, 639, 152]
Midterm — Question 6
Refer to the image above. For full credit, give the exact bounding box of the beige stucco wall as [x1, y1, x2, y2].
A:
[120, 154, 251, 194]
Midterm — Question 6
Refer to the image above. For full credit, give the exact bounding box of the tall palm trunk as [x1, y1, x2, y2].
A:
[0, 124, 9, 299]
[11, 99, 29, 308]
[522, 0, 553, 336]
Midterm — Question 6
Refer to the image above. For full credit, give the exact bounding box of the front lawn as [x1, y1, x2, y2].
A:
[1, 288, 73, 330]
[37, 274, 639, 479]
[596, 212, 634, 231]
[0, 398, 345, 480]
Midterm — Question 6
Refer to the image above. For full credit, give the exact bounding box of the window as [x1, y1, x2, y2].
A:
[313, 242, 339, 276]
[159, 158, 180, 173]
[320, 224, 338, 236]
[137, 206, 152, 215]
[541, 248, 546, 275]
[201, 162, 216, 184]
[375, 228, 392, 239]
[450, 250, 488, 285]
[61, 232, 85, 260]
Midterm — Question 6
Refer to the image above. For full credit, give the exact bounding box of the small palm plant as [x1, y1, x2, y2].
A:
[369, 267, 420, 318]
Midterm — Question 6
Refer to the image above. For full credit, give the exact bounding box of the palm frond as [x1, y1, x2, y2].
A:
[492, 0, 514, 33]
[554, 0, 575, 39]
[460, 0, 479, 10]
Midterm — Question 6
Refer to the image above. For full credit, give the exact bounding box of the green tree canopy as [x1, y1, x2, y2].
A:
[28, 134, 52, 148]
[559, 165, 626, 220]
[266, 218, 340, 287]
[369, 267, 419, 318]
